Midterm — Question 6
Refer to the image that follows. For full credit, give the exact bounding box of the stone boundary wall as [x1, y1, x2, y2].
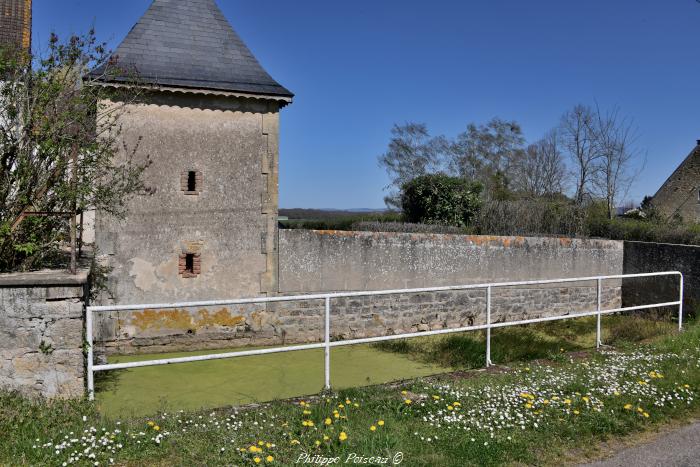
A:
[623, 241, 700, 315]
[0, 269, 88, 398]
[95, 231, 624, 355]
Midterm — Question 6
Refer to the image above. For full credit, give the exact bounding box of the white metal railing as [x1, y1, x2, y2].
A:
[85, 271, 684, 400]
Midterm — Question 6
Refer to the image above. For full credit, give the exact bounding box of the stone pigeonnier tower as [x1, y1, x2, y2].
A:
[93, 0, 293, 304]
[0, 0, 31, 52]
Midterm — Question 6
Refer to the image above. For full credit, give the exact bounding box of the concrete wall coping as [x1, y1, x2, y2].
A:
[0, 268, 89, 287]
[303, 229, 624, 249]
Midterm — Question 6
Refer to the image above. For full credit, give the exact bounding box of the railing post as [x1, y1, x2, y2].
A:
[324, 297, 331, 390]
[679, 274, 684, 332]
[596, 278, 602, 349]
[86, 307, 94, 400]
[486, 286, 492, 367]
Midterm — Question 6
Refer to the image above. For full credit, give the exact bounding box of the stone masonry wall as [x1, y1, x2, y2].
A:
[0, 269, 88, 398]
[95, 231, 623, 355]
[623, 241, 700, 316]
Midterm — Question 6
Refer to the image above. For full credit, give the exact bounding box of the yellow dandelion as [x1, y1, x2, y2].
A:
[573, 410, 580, 415]
[254, 457, 261, 464]
[432, 395, 441, 400]
[404, 399, 412, 405]
[323, 435, 329, 441]
[303, 410, 311, 415]
[378, 420, 385, 426]
[684, 384, 690, 389]
[315, 440, 321, 446]
[339, 431, 348, 441]
[291, 440, 300, 445]
[333, 413, 340, 419]
[266, 443, 272, 448]
[582, 397, 589, 403]
[453, 402, 461, 407]
[564, 399, 572, 405]
[147, 421, 155, 427]
[614, 391, 621, 396]
[543, 400, 550, 405]
[258, 441, 264, 446]
[370, 425, 377, 432]
[153, 426, 160, 431]
[643, 412, 650, 418]
[325, 418, 332, 426]
[525, 403, 533, 409]
[338, 404, 345, 409]
[624, 404, 633, 410]
[637, 407, 644, 413]
[447, 405, 454, 411]
[638, 381, 648, 386]
[401, 390, 407, 395]
[345, 399, 351, 404]
[353, 403, 359, 408]
[266, 455, 274, 463]
[249, 446, 258, 453]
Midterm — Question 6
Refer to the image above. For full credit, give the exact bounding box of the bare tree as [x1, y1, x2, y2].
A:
[513, 130, 568, 197]
[378, 123, 447, 209]
[590, 105, 645, 219]
[559, 104, 600, 204]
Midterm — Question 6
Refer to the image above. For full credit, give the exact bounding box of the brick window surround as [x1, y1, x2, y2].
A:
[181, 170, 203, 195]
[178, 252, 201, 278]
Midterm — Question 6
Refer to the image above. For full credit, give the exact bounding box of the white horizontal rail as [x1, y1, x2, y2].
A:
[87, 271, 679, 313]
[86, 271, 684, 400]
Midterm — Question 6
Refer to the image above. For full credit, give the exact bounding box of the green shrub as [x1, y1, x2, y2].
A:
[400, 174, 483, 227]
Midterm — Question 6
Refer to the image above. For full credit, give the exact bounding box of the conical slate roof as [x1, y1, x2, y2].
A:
[93, 0, 292, 98]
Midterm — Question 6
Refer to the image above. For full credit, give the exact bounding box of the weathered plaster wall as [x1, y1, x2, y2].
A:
[279, 230, 624, 292]
[652, 143, 700, 222]
[623, 241, 699, 315]
[0, 269, 87, 398]
[96, 92, 280, 305]
[95, 230, 624, 355]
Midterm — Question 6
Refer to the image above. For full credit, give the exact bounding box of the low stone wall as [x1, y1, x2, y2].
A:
[95, 285, 622, 355]
[623, 241, 700, 315]
[95, 230, 624, 355]
[0, 269, 88, 398]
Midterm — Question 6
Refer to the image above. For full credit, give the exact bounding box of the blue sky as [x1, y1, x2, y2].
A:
[33, 0, 700, 209]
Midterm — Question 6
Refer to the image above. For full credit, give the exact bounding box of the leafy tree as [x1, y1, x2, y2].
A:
[448, 118, 526, 196]
[378, 123, 448, 209]
[0, 31, 148, 272]
[401, 173, 482, 227]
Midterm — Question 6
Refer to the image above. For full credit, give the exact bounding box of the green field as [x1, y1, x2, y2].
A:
[96, 344, 449, 418]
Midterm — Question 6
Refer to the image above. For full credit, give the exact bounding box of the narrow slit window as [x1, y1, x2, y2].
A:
[187, 171, 197, 192]
[185, 253, 194, 274]
[181, 170, 202, 195]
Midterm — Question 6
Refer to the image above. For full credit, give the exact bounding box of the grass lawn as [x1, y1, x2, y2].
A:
[2, 314, 696, 466]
